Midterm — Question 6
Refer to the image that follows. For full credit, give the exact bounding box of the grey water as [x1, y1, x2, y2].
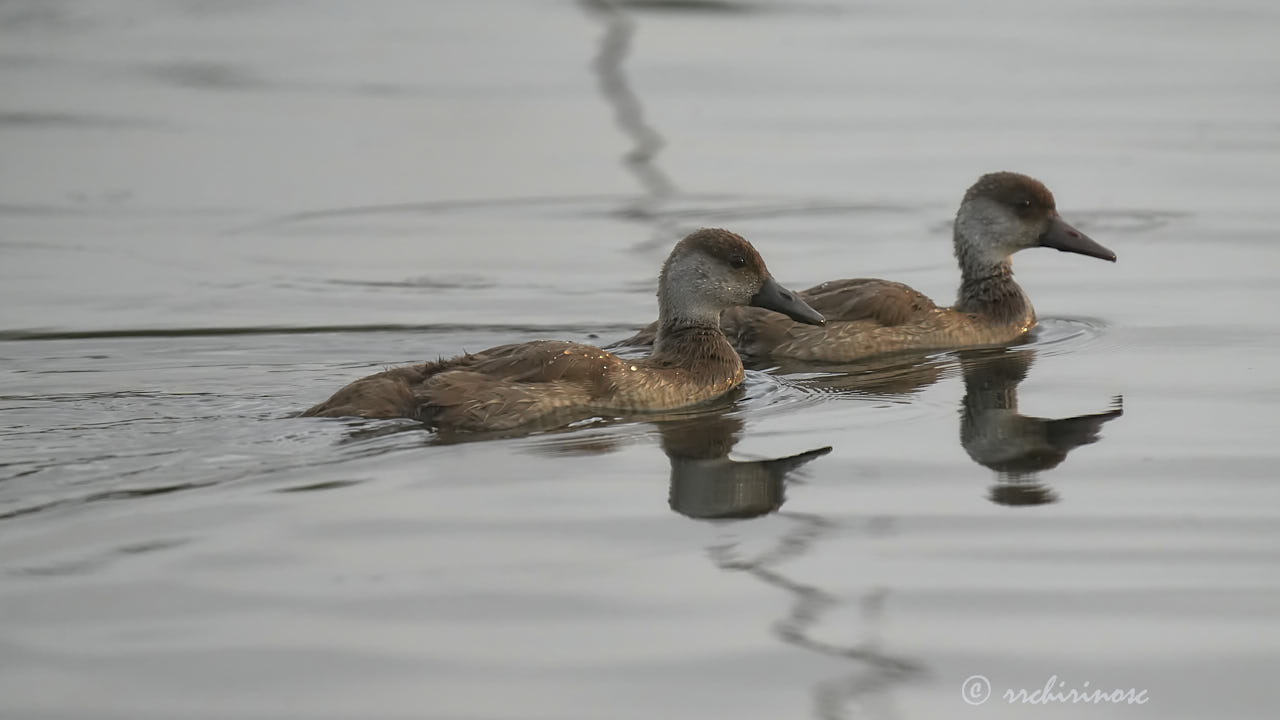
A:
[2, 1, 1280, 718]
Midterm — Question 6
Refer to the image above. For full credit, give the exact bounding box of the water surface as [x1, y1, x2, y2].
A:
[3, 1, 1280, 718]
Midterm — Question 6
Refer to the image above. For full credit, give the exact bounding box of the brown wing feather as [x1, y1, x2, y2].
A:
[300, 362, 445, 419]
[303, 340, 630, 429]
[421, 370, 596, 431]
[798, 279, 938, 326]
[722, 279, 942, 360]
[455, 341, 623, 387]
[419, 341, 627, 430]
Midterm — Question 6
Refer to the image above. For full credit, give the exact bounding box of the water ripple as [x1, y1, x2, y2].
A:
[1024, 315, 1112, 357]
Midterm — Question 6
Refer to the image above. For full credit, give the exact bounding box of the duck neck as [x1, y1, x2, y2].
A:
[953, 229, 1033, 326]
[649, 258, 744, 376]
[651, 310, 742, 377]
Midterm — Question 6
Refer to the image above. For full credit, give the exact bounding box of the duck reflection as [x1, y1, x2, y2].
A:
[528, 408, 833, 518]
[956, 348, 1123, 506]
[660, 413, 831, 519]
[773, 345, 1123, 506]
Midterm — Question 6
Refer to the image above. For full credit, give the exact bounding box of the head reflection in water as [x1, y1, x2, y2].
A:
[522, 407, 832, 519]
[957, 348, 1123, 506]
[659, 414, 831, 519]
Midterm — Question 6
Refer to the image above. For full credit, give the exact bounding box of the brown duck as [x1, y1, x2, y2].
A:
[619, 172, 1115, 362]
[301, 228, 824, 430]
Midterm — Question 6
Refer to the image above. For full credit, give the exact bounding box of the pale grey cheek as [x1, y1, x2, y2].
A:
[956, 208, 995, 245]
[960, 204, 1027, 255]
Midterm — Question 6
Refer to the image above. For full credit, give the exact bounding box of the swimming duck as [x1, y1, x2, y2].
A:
[618, 172, 1115, 362]
[301, 228, 824, 430]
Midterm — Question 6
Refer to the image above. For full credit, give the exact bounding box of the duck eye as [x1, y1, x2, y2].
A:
[728, 255, 747, 269]
[1019, 199, 1032, 209]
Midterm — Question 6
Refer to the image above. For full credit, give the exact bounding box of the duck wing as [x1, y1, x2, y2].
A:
[798, 278, 939, 326]
[441, 341, 623, 384]
[300, 361, 448, 420]
[302, 341, 622, 423]
[720, 279, 941, 361]
[420, 341, 625, 430]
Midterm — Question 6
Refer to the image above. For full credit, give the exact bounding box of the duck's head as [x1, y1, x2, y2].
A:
[658, 228, 825, 326]
[954, 172, 1116, 268]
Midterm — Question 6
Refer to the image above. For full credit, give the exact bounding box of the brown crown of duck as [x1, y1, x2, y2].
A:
[301, 227, 824, 431]
[615, 173, 1115, 364]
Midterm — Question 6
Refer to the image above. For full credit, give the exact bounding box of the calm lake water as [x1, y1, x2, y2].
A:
[3, 1, 1280, 718]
